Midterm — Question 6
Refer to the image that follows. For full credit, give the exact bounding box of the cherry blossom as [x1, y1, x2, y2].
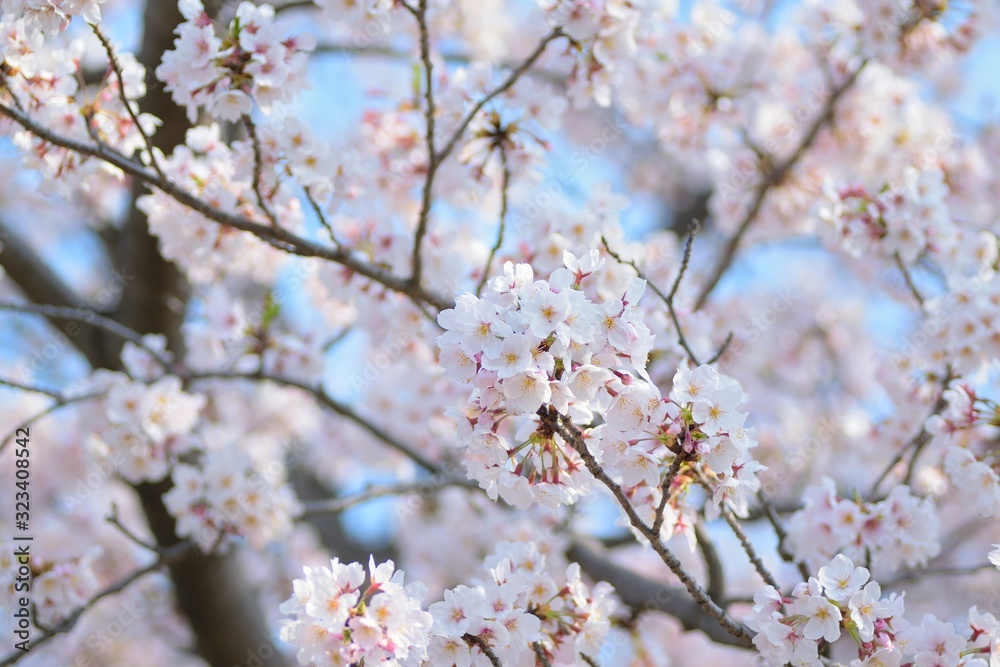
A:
[2, 0, 1000, 666]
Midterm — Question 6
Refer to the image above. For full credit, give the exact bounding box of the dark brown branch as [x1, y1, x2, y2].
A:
[0, 99, 453, 312]
[546, 411, 753, 645]
[758, 489, 810, 581]
[694, 523, 725, 602]
[464, 634, 504, 667]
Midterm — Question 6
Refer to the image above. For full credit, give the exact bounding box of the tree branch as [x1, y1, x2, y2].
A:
[0, 302, 173, 368]
[464, 634, 505, 667]
[757, 489, 810, 581]
[242, 114, 280, 227]
[299, 477, 474, 517]
[544, 409, 753, 646]
[868, 366, 952, 498]
[0, 222, 109, 366]
[185, 371, 445, 473]
[693, 61, 868, 310]
[566, 540, 753, 648]
[476, 145, 510, 295]
[0, 98, 453, 312]
[406, 0, 438, 286]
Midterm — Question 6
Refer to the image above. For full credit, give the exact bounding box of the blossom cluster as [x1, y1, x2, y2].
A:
[1, 0, 105, 36]
[751, 558, 1000, 667]
[156, 0, 315, 122]
[746, 554, 905, 667]
[916, 274, 1000, 377]
[437, 251, 650, 508]
[279, 541, 616, 667]
[438, 252, 766, 523]
[182, 285, 325, 384]
[817, 167, 955, 265]
[164, 442, 300, 551]
[930, 380, 1000, 516]
[279, 556, 433, 666]
[1, 9, 158, 200]
[89, 376, 206, 484]
[427, 540, 615, 666]
[837, 0, 994, 68]
[21, 547, 101, 627]
[137, 124, 304, 284]
[786, 477, 940, 569]
[536, 0, 648, 108]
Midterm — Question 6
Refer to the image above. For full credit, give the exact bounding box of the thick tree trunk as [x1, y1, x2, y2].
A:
[109, 2, 286, 665]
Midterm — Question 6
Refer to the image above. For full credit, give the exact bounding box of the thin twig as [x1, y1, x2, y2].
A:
[299, 478, 473, 516]
[651, 453, 685, 537]
[894, 252, 925, 310]
[92, 25, 166, 181]
[407, 0, 438, 286]
[106, 503, 161, 553]
[303, 184, 339, 247]
[0, 391, 105, 455]
[0, 378, 63, 399]
[869, 366, 952, 498]
[242, 114, 280, 227]
[693, 61, 868, 310]
[722, 506, 780, 590]
[881, 562, 996, 590]
[705, 332, 734, 365]
[436, 28, 564, 167]
[476, 146, 511, 295]
[757, 489, 811, 581]
[409, 25, 562, 286]
[603, 227, 715, 365]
